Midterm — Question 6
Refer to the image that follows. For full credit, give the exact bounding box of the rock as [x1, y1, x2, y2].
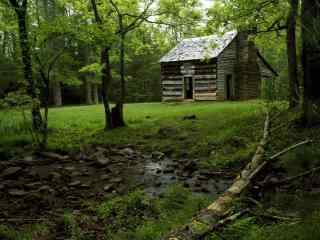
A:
[8, 189, 27, 196]
[1, 167, 22, 179]
[71, 171, 82, 177]
[100, 174, 109, 180]
[163, 167, 175, 174]
[50, 172, 62, 181]
[156, 168, 162, 174]
[80, 183, 91, 189]
[182, 160, 198, 173]
[0, 184, 4, 190]
[39, 152, 69, 160]
[110, 177, 122, 183]
[38, 185, 55, 193]
[96, 157, 111, 166]
[154, 181, 162, 187]
[120, 148, 135, 156]
[65, 166, 76, 171]
[103, 184, 113, 192]
[25, 182, 42, 189]
[152, 151, 165, 160]
[69, 181, 81, 187]
[183, 115, 197, 120]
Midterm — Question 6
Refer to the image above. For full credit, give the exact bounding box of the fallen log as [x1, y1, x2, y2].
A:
[165, 112, 270, 240]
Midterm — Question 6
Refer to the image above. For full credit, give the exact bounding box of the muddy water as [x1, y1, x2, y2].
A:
[140, 158, 233, 198]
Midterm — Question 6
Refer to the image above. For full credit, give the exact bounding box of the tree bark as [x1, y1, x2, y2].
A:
[112, 32, 126, 128]
[52, 81, 62, 106]
[90, 0, 113, 130]
[92, 84, 99, 104]
[101, 47, 113, 130]
[287, 0, 300, 109]
[85, 79, 93, 105]
[301, 0, 320, 125]
[12, 0, 43, 130]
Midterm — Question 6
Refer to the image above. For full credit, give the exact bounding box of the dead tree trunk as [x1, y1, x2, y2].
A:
[301, 0, 320, 125]
[165, 112, 270, 240]
[287, 0, 300, 109]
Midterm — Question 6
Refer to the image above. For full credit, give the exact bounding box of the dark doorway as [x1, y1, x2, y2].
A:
[184, 77, 193, 99]
[226, 74, 233, 100]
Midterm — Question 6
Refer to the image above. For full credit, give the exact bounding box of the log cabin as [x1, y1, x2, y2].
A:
[160, 31, 278, 101]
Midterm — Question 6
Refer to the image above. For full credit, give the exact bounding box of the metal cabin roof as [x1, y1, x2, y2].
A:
[160, 31, 238, 63]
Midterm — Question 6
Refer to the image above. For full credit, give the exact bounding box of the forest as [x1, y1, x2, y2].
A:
[0, 0, 320, 239]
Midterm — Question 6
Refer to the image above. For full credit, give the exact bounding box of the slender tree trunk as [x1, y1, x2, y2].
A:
[101, 47, 113, 130]
[301, 0, 320, 125]
[92, 84, 99, 104]
[85, 79, 93, 105]
[112, 32, 126, 128]
[52, 81, 62, 106]
[287, 0, 300, 109]
[14, 4, 43, 130]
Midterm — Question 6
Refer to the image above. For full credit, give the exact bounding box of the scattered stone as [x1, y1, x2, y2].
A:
[110, 177, 123, 183]
[120, 148, 135, 156]
[156, 168, 162, 174]
[8, 189, 27, 196]
[38, 185, 55, 193]
[65, 166, 76, 171]
[183, 115, 197, 120]
[69, 181, 81, 187]
[80, 183, 91, 189]
[100, 174, 109, 180]
[1, 167, 22, 179]
[182, 160, 198, 173]
[39, 152, 69, 160]
[154, 181, 162, 187]
[25, 182, 43, 189]
[103, 184, 113, 192]
[0, 184, 4, 190]
[96, 157, 111, 166]
[163, 168, 175, 174]
[71, 171, 82, 177]
[50, 172, 62, 181]
[152, 151, 165, 160]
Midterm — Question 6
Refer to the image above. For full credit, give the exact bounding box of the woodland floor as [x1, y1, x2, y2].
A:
[1, 101, 320, 239]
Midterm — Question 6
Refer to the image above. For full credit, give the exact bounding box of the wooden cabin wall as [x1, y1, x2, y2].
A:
[161, 62, 184, 101]
[193, 59, 217, 100]
[217, 39, 237, 100]
[161, 60, 218, 101]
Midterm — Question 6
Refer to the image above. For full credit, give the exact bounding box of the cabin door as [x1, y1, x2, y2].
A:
[226, 74, 233, 100]
[184, 77, 194, 99]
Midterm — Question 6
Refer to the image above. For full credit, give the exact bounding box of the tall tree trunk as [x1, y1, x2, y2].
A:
[85, 79, 93, 105]
[91, 0, 113, 130]
[101, 47, 113, 130]
[13, 2, 43, 130]
[92, 84, 99, 104]
[301, 0, 320, 125]
[52, 81, 62, 106]
[112, 32, 126, 128]
[287, 0, 300, 109]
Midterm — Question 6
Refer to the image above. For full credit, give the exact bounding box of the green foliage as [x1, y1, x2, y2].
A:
[0, 224, 49, 240]
[95, 185, 210, 240]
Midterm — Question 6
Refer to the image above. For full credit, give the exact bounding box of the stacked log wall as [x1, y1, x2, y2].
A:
[161, 62, 184, 101]
[217, 39, 237, 100]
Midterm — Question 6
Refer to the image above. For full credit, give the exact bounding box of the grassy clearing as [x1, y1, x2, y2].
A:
[0, 101, 264, 168]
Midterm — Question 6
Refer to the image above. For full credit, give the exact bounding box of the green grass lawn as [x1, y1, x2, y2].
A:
[0, 101, 265, 168]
